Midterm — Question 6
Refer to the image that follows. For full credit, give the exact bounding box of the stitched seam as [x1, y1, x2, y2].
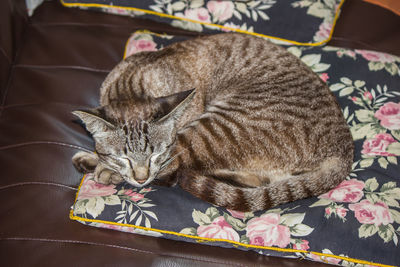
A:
[70, 175, 395, 267]
[14, 64, 111, 72]
[71, 214, 396, 267]
[0, 237, 246, 267]
[0, 141, 92, 152]
[0, 182, 77, 191]
[60, 0, 345, 46]
[0, 102, 91, 110]
[0, 14, 30, 119]
[31, 22, 138, 28]
[30, 22, 202, 37]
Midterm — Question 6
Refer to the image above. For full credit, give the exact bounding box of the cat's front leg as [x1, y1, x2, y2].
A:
[72, 151, 98, 173]
[153, 172, 179, 187]
[152, 160, 180, 187]
[94, 164, 125, 185]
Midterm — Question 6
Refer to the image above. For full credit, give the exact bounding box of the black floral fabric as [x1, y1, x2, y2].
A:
[70, 31, 400, 267]
[61, 0, 343, 45]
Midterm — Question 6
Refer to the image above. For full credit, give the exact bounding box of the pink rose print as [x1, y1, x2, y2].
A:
[197, 216, 240, 242]
[319, 179, 365, 203]
[325, 207, 332, 216]
[207, 0, 234, 22]
[246, 213, 291, 248]
[123, 189, 144, 202]
[355, 49, 396, 63]
[349, 200, 394, 226]
[78, 179, 117, 200]
[125, 39, 157, 57]
[293, 240, 310, 251]
[319, 73, 329, 83]
[361, 133, 396, 157]
[363, 91, 373, 101]
[227, 209, 245, 220]
[315, 22, 332, 41]
[310, 253, 341, 265]
[374, 102, 400, 130]
[141, 188, 152, 193]
[103, 223, 125, 231]
[184, 8, 211, 23]
[336, 207, 348, 219]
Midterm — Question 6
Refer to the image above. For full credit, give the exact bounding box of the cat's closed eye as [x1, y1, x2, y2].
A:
[72, 33, 353, 212]
[150, 153, 163, 164]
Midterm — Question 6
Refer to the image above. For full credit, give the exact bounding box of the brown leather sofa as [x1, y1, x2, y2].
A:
[1, 0, 399, 266]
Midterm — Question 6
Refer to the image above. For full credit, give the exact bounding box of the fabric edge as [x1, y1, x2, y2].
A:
[59, 0, 345, 47]
[69, 174, 394, 267]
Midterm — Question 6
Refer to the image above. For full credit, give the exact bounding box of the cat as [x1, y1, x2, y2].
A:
[72, 33, 354, 212]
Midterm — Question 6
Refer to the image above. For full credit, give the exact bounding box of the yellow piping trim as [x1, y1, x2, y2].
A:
[67, 2, 391, 265]
[70, 175, 394, 267]
[123, 33, 132, 59]
[60, 0, 345, 46]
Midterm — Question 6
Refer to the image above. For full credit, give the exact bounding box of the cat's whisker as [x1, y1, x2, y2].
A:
[72, 33, 353, 212]
[160, 152, 183, 171]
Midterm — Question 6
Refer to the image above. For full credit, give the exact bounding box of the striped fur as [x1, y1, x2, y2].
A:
[72, 33, 354, 211]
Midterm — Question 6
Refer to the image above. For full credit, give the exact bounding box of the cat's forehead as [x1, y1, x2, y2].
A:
[95, 130, 125, 151]
[105, 98, 160, 123]
[121, 120, 150, 134]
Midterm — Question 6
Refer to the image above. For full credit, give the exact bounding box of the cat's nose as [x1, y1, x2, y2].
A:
[135, 166, 149, 183]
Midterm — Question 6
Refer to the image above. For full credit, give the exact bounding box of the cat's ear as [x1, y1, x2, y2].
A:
[155, 88, 196, 124]
[72, 108, 115, 139]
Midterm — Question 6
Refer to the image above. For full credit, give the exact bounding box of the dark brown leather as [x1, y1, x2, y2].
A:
[328, 0, 400, 56]
[1, 0, 398, 266]
[0, 1, 328, 266]
[0, 0, 28, 94]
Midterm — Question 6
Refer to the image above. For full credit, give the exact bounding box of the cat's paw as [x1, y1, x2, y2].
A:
[152, 171, 179, 187]
[94, 166, 125, 185]
[72, 151, 98, 173]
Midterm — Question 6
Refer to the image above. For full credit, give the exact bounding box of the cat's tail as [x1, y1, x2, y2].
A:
[178, 157, 352, 212]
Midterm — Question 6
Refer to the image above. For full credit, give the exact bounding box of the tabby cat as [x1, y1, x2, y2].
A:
[72, 33, 354, 212]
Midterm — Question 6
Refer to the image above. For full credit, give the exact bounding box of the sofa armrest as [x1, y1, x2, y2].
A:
[0, 0, 28, 93]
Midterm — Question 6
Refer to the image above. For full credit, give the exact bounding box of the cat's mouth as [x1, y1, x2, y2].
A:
[123, 176, 152, 188]
[136, 178, 147, 184]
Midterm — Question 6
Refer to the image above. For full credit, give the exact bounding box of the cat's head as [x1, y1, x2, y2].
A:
[73, 89, 195, 187]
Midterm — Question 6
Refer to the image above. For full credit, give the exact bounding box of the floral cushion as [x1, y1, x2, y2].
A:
[70, 31, 400, 267]
[60, 0, 344, 45]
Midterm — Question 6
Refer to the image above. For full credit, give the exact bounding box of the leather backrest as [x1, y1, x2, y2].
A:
[0, 0, 28, 94]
